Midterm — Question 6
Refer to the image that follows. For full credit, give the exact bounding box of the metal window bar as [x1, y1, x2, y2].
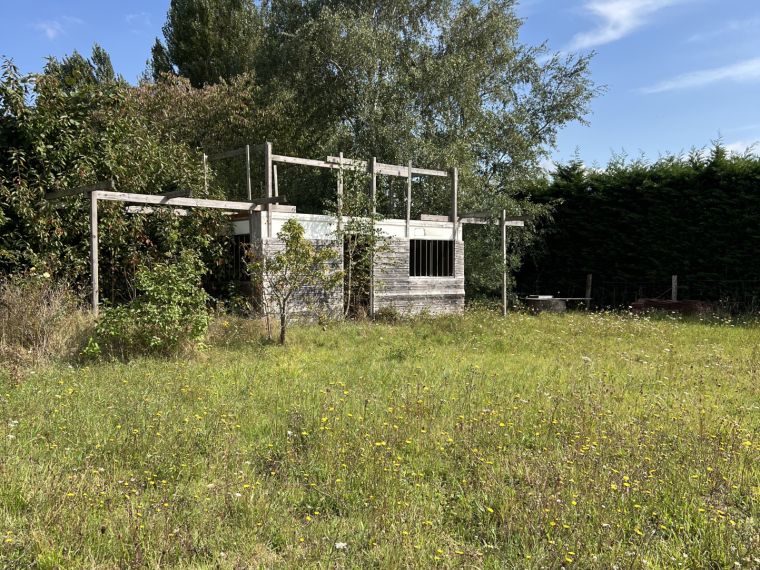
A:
[409, 240, 454, 277]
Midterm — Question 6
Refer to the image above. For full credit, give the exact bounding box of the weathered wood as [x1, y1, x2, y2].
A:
[450, 167, 458, 240]
[370, 156, 377, 215]
[585, 274, 593, 310]
[406, 161, 412, 238]
[45, 180, 114, 201]
[272, 154, 340, 170]
[92, 191, 256, 211]
[326, 155, 448, 178]
[125, 206, 189, 216]
[337, 152, 344, 227]
[501, 209, 507, 316]
[264, 142, 273, 198]
[420, 214, 450, 222]
[90, 192, 99, 316]
[273, 164, 279, 197]
[245, 144, 252, 201]
[458, 217, 490, 225]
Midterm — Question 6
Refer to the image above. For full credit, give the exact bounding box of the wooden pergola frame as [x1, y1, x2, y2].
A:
[45, 143, 524, 317]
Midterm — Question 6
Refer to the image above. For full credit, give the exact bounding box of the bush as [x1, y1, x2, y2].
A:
[0, 272, 90, 370]
[92, 252, 210, 358]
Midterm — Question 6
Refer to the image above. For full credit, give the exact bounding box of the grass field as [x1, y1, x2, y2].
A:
[1, 311, 758, 568]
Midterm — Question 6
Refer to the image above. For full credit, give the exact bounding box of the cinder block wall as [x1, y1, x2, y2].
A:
[373, 239, 465, 315]
[252, 238, 344, 319]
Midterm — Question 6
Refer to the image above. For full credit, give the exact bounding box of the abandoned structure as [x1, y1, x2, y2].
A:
[47, 142, 521, 317]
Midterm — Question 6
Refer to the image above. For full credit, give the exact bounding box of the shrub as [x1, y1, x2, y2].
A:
[0, 272, 90, 370]
[92, 252, 210, 358]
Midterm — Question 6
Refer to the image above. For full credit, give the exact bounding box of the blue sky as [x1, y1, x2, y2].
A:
[2, 0, 759, 167]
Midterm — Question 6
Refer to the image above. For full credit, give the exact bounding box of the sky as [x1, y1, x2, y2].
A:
[1, 0, 759, 167]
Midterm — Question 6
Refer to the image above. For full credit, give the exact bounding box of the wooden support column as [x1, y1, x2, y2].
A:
[90, 191, 99, 316]
[245, 144, 252, 201]
[672, 275, 678, 301]
[585, 273, 593, 310]
[203, 153, 208, 194]
[264, 141, 273, 237]
[370, 156, 377, 215]
[406, 160, 412, 238]
[450, 167, 458, 240]
[337, 152, 344, 231]
[501, 209, 507, 317]
[273, 165, 279, 197]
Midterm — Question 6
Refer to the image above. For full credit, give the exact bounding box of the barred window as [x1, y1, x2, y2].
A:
[409, 239, 454, 277]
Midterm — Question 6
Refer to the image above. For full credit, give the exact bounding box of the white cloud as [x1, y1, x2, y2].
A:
[687, 17, 760, 43]
[33, 16, 83, 40]
[126, 12, 151, 27]
[568, 0, 687, 51]
[724, 140, 759, 156]
[640, 57, 760, 93]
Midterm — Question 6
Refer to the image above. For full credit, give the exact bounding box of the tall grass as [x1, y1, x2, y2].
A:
[0, 311, 758, 568]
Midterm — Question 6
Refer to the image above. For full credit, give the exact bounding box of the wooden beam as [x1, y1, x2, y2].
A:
[450, 167, 458, 240]
[245, 144, 252, 201]
[90, 192, 99, 316]
[420, 214, 450, 222]
[370, 156, 377, 215]
[46, 180, 114, 201]
[406, 160, 412, 238]
[272, 153, 340, 170]
[273, 164, 279, 197]
[326, 156, 448, 178]
[264, 142, 273, 198]
[501, 209, 507, 317]
[91, 191, 256, 211]
[337, 152, 344, 231]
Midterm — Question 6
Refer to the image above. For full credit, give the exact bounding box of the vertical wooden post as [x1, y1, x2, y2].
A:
[406, 160, 412, 238]
[672, 274, 678, 301]
[501, 209, 507, 316]
[585, 273, 593, 310]
[273, 165, 279, 197]
[245, 144, 252, 201]
[264, 141, 273, 237]
[90, 191, 99, 316]
[264, 141, 273, 198]
[203, 153, 208, 194]
[450, 167, 458, 240]
[370, 156, 377, 216]
[337, 152, 344, 231]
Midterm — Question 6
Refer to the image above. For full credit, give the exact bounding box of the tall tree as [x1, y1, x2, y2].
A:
[44, 44, 119, 91]
[151, 0, 263, 87]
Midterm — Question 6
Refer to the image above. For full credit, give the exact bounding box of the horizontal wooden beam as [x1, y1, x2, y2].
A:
[45, 180, 114, 201]
[92, 191, 256, 211]
[459, 217, 525, 226]
[271, 154, 341, 170]
[419, 214, 450, 222]
[326, 156, 448, 178]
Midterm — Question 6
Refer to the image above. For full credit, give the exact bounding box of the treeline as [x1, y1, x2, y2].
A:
[1, 0, 599, 303]
[520, 147, 760, 310]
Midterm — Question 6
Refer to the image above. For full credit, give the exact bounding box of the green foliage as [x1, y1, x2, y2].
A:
[246, 219, 341, 344]
[522, 146, 760, 309]
[93, 252, 210, 357]
[0, 57, 231, 302]
[152, 0, 264, 87]
[43, 44, 120, 91]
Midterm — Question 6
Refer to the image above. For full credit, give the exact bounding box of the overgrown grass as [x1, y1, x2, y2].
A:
[1, 311, 758, 568]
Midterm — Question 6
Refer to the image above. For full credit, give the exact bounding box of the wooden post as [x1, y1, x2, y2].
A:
[585, 273, 593, 310]
[90, 192, 99, 316]
[203, 153, 208, 194]
[501, 209, 507, 316]
[672, 274, 678, 301]
[264, 141, 273, 237]
[370, 156, 377, 216]
[245, 144, 252, 201]
[273, 165, 279, 197]
[450, 167, 458, 240]
[406, 160, 412, 238]
[337, 152, 344, 231]
[264, 141, 273, 198]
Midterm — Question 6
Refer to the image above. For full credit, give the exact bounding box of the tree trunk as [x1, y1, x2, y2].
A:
[279, 311, 286, 345]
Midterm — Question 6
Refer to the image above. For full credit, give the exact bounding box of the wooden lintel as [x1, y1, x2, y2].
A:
[420, 214, 450, 222]
[45, 180, 114, 201]
[459, 217, 491, 225]
[92, 191, 256, 212]
[326, 155, 448, 178]
[271, 154, 341, 170]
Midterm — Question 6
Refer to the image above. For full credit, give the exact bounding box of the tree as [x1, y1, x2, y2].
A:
[44, 44, 119, 90]
[151, 0, 263, 87]
[246, 219, 341, 344]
